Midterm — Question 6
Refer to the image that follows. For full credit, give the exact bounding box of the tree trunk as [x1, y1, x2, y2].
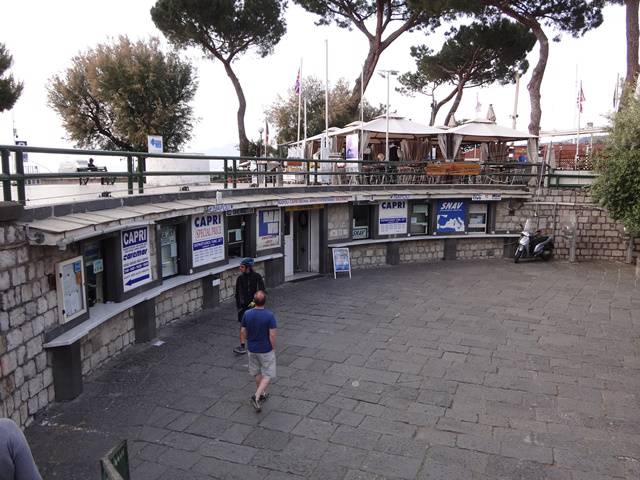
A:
[526, 24, 549, 137]
[350, 39, 382, 111]
[626, 0, 640, 93]
[222, 60, 250, 156]
[444, 85, 465, 126]
[431, 86, 459, 126]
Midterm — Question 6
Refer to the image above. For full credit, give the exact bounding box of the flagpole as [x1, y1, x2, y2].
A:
[325, 39, 329, 181]
[297, 58, 302, 146]
[576, 80, 582, 169]
[360, 69, 364, 162]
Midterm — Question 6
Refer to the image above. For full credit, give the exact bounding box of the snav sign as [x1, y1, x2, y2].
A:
[436, 200, 466, 233]
[122, 226, 152, 292]
[378, 200, 407, 235]
[192, 213, 225, 267]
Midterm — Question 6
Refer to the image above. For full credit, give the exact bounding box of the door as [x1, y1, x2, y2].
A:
[284, 211, 294, 276]
[294, 211, 309, 272]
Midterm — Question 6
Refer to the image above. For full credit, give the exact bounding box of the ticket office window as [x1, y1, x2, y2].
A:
[468, 203, 488, 233]
[227, 214, 249, 258]
[410, 202, 430, 235]
[160, 224, 179, 278]
[82, 240, 106, 307]
[352, 204, 373, 240]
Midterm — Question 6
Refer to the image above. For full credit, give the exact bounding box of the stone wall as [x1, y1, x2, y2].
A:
[81, 310, 134, 377]
[0, 225, 73, 427]
[219, 262, 265, 301]
[155, 281, 203, 328]
[456, 238, 504, 260]
[399, 240, 444, 263]
[327, 204, 350, 241]
[506, 188, 638, 261]
[350, 245, 387, 268]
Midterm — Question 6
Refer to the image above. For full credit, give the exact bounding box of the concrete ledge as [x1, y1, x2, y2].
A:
[43, 253, 282, 348]
[330, 233, 519, 248]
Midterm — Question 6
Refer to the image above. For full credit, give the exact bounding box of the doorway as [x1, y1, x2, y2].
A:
[284, 208, 321, 280]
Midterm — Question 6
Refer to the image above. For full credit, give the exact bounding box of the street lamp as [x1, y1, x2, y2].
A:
[378, 70, 398, 162]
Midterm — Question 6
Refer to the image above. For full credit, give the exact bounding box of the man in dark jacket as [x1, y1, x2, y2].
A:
[233, 258, 265, 354]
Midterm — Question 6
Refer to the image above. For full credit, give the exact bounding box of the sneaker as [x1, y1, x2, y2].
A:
[259, 393, 269, 403]
[233, 345, 247, 355]
[251, 395, 262, 412]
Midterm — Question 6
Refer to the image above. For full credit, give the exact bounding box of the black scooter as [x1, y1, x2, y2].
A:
[514, 222, 554, 263]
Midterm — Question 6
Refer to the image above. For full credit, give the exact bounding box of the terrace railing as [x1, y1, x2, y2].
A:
[0, 144, 593, 206]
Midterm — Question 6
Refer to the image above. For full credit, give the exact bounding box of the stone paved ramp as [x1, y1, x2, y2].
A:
[26, 260, 640, 479]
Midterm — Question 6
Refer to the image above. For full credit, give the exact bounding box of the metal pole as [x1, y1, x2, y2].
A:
[512, 72, 520, 130]
[232, 159, 237, 189]
[360, 69, 364, 176]
[137, 156, 145, 194]
[325, 39, 329, 182]
[127, 155, 134, 195]
[15, 150, 25, 204]
[386, 72, 390, 162]
[1, 149, 11, 201]
[297, 58, 302, 145]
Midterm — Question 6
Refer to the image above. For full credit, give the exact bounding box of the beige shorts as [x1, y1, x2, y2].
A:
[248, 350, 276, 379]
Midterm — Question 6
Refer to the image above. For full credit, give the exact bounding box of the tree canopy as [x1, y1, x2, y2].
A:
[592, 95, 640, 234]
[151, 0, 287, 155]
[0, 43, 23, 113]
[398, 19, 535, 125]
[268, 77, 384, 144]
[48, 36, 197, 152]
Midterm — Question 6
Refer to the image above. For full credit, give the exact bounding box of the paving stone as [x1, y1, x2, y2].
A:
[359, 415, 416, 438]
[243, 427, 291, 451]
[219, 423, 254, 444]
[360, 450, 422, 479]
[276, 398, 317, 416]
[332, 409, 365, 427]
[161, 431, 207, 452]
[198, 439, 258, 463]
[308, 403, 340, 422]
[184, 415, 231, 439]
[320, 443, 368, 469]
[250, 450, 318, 477]
[258, 411, 302, 433]
[157, 448, 202, 470]
[192, 456, 267, 480]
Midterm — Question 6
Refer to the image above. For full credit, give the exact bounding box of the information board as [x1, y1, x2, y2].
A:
[256, 209, 281, 250]
[436, 200, 467, 233]
[378, 200, 408, 235]
[121, 226, 152, 292]
[191, 213, 225, 267]
[56, 256, 86, 324]
[332, 247, 352, 279]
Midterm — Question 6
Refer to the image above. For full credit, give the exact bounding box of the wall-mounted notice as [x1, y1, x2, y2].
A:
[436, 200, 467, 233]
[378, 200, 408, 235]
[257, 209, 281, 250]
[192, 213, 225, 267]
[122, 227, 152, 292]
[56, 256, 86, 324]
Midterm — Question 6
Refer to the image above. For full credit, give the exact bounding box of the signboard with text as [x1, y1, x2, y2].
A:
[436, 200, 467, 233]
[192, 213, 225, 267]
[378, 200, 407, 235]
[257, 209, 281, 250]
[121, 227, 152, 292]
[332, 247, 352, 279]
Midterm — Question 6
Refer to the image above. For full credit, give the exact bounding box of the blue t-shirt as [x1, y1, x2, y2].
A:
[241, 308, 277, 353]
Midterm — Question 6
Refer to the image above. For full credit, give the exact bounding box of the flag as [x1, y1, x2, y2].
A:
[577, 81, 585, 113]
[294, 68, 301, 95]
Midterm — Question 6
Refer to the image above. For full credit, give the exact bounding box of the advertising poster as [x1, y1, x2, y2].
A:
[121, 227, 152, 292]
[345, 133, 359, 172]
[378, 200, 408, 235]
[257, 209, 281, 250]
[332, 247, 352, 278]
[436, 200, 467, 233]
[192, 213, 225, 267]
[58, 257, 85, 323]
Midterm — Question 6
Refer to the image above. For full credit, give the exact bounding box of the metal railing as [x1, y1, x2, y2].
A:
[0, 144, 596, 206]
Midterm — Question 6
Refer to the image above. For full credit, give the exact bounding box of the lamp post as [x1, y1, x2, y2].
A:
[378, 70, 398, 162]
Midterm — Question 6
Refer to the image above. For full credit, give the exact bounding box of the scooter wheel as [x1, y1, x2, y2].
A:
[541, 250, 553, 261]
[514, 249, 523, 263]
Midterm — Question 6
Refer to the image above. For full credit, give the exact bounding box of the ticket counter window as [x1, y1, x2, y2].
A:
[352, 205, 372, 240]
[228, 215, 248, 258]
[160, 225, 179, 278]
[83, 241, 105, 307]
[410, 203, 429, 234]
[469, 203, 488, 233]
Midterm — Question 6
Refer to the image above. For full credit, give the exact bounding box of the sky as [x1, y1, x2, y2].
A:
[0, 1, 627, 163]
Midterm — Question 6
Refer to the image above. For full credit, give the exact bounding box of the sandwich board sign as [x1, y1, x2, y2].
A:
[332, 247, 351, 279]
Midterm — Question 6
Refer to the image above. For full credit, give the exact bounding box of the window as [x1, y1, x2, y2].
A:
[83, 241, 105, 307]
[160, 225, 179, 278]
[227, 214, 248, 258]
[352, 204, 371, 240]
[410, 203, 429, 234]
[468, 203, 488, 233]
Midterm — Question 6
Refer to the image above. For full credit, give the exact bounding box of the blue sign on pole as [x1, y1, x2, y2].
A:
[436, 200, 467, 233]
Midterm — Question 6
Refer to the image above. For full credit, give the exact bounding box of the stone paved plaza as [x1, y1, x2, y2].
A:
[25, 260, 640, 479]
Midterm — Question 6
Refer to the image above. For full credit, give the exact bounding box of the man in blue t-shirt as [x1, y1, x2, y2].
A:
[240, 290, 277, 412]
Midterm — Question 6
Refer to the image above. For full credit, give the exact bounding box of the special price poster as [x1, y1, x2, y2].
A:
[192, 213, 225, 267]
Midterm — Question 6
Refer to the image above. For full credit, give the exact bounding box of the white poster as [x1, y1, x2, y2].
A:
[56, 256, 86, 323]
[192, 213, 225, 267]
[256, 209, 281, 250]
[122, 227, 152, 292]
[147, 135, 163, 153]
[345, 134, 359, 173]
[378, 200, 408, 235]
